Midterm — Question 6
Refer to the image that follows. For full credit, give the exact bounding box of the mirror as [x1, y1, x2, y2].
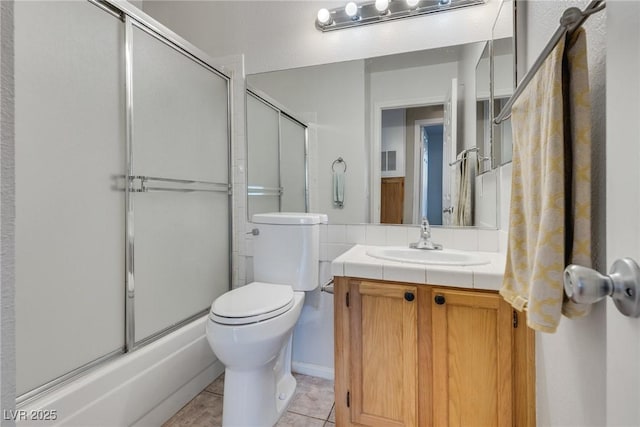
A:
[245, 3, 514, 227]
[491, 0, 516, 166]
[246, 89, 309, 218]
[476, 42, 492, 175]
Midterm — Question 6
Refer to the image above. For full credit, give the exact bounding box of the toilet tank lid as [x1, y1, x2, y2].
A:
[252, 212, 328, 225]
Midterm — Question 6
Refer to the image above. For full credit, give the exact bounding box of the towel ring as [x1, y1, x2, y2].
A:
[332, 157, 347, 173]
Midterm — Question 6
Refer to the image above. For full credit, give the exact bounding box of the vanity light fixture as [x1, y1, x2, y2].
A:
[345, 2, 359, 19]
[315, 0, 485, 32]
[316, 8, 334, 27]
[375, 0, 390, 14]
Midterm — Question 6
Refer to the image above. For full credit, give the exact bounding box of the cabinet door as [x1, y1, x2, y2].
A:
[350, 281, 418, 426]
[432, 288, 513, 427]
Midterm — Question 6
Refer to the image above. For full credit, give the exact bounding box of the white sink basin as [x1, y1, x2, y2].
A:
[365, 246, 491, 266]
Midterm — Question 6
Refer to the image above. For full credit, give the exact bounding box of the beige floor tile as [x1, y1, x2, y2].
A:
[328, 404, 335, 423]
[287, 374, 334, 420]
[206, 373, 225, 396]
[275, 411, 325, 427]
[323, 423, 335, 427]
[163, 392, 223, 427]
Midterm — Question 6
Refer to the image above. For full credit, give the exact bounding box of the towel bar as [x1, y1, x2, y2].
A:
[564, 258, 640, 317]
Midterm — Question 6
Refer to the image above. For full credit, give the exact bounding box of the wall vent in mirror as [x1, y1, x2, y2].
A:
[381, 151, 397, 172]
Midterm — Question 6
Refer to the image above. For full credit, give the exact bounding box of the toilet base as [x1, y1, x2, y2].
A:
[221, 334, 297, 427]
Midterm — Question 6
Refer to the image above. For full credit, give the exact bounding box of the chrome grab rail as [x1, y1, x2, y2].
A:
[247, 185, 283, 196]
[494, 0, 605, 124]
[128, 175, 230, 194]
[449, 147, 490, 166]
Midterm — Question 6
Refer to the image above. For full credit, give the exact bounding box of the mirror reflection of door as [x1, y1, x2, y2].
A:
[418, 123, 444, 225]
[380, 105, 444, 224]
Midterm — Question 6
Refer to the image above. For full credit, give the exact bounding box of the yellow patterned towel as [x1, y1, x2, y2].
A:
[500, 28, 592, 333]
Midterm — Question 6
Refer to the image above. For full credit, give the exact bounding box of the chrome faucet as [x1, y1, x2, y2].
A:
[410, 217, 443, 250]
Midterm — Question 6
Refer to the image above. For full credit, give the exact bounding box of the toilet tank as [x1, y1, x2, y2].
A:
[252, 213, 328, 291]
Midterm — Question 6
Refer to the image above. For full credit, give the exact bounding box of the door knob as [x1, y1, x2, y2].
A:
[563, 258, 640, 317]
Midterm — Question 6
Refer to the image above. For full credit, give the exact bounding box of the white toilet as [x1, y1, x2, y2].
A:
[206, 212, 328, 427]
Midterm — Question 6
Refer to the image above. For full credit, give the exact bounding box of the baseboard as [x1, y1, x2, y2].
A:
[292, 361, 334, 381]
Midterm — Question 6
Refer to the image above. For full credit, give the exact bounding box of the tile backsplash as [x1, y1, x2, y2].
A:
[318, 224, 501, 263]
[238, 223, 502, 287]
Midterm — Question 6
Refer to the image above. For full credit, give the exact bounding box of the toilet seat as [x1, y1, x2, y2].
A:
[209, 282, 295, 326]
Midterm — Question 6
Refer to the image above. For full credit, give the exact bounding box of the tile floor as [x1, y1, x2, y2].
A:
[163, 373, 335, 427]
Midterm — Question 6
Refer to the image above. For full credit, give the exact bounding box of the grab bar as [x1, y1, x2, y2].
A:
[247, 185, 283, 196]
[494, 0, 605, 124]
[449, 147, 490, 166]
[129, 176, 230, 194]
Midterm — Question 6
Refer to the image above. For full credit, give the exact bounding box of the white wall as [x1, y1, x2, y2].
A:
[514, 1, 607, 426]
[142, 0, 502, 75]
[606, 1, 640, 425]
[368, 61, 459, 108]
[1, 1, 16, 424]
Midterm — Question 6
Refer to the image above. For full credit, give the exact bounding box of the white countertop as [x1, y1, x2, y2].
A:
[331, 245, 506, 291]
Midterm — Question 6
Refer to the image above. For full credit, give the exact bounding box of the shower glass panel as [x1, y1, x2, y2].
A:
[15, 1, 125, 396]
[130, 24, 230, 342]
[280, 116, 307, 212]
[247, 93, 280, 216]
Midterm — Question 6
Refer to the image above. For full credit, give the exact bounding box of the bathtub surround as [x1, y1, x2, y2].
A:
[5, 1, 232, 424]
[17, 317, 223, 427]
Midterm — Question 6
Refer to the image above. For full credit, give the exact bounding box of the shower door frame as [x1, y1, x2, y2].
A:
[246, 87, 310, 216]
[123, 11, 233, 353]
[17, 0, 233, 406]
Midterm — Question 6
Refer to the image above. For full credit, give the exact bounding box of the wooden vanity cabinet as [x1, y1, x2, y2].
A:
[334, 277, 535, 427]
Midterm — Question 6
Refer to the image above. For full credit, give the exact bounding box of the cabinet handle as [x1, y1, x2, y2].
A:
[404, 292, 415, 302]
[434, 294, 446, 305]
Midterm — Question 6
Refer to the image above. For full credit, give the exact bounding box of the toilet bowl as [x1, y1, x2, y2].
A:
[205, 212, 327, 427]
[206, 284, 305, 427]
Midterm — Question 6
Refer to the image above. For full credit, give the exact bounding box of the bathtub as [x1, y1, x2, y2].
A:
[17, 316, 222, 427]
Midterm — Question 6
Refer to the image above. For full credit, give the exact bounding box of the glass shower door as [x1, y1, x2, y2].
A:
[129, 22, 230, 344]
[280, 115, 307, 212]
[247, 92, 281, 217]
[15, 0, 126, 397]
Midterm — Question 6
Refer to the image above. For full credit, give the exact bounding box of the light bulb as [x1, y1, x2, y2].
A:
[317, 8, 332, 25]
[345, 2, 358, 18]
[375, 0, 389, 13]
[407, 0, 419, 7]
